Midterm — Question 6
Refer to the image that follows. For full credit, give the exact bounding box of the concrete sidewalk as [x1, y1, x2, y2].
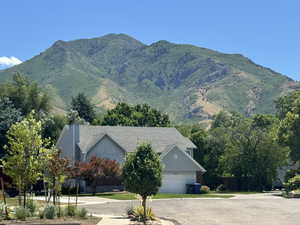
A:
[97, 215, 174, 225]
[33, 196, 119, 205]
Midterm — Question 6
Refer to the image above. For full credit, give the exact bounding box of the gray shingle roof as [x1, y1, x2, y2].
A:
[61, 125, 196, 153]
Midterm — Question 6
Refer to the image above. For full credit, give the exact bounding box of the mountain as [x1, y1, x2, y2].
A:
[0, 33, 299, 123]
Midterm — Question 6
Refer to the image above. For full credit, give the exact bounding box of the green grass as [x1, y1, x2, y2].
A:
[79, 192, 234, 200]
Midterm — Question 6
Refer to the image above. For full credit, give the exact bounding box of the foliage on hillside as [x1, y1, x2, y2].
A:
[1, 34, 299, 122]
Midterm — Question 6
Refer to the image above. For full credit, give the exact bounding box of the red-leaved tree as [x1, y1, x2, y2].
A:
[78, 156, 122, 195]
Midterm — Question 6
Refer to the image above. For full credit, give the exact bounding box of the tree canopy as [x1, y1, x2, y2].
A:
[0, 97, 22, 157]
[123, 143, 162, 220]
[0, 73, 50, 116]
[71, 93, 96, 123]
[1, 113, 52, 206]
[102, 103, 170, 127]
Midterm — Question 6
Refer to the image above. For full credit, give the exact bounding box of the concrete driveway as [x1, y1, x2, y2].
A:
[82, 193, 300, 225]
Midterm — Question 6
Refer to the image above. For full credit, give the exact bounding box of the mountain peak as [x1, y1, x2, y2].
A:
[0, 34, 299, 122]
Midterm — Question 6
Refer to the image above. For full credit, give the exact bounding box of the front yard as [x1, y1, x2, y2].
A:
[79, 192, 234, 200]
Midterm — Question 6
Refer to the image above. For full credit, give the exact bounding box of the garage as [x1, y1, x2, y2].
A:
[159, 171, 196, 193]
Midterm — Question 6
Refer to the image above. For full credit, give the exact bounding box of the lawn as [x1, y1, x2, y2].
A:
[79, 192, 234, 200]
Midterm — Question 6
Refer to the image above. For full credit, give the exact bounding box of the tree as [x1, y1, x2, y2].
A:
[44, 149, 70, 205]
[123, 143, 162, 221]
[277, 96, 300, 161]
[191, 127, 228, 188]
[1, 113, 51, 207]
[211, 111, 245, 129]
[275, 90, 300, 119]
[42, 115, 67, 141]
[102, 103, 170, 127]
[78, 156, 122, 195]
[0, 73, 50, 116]
[0, 97, 22, 157]
[220, 118, 289, 191]
[71, 93, 96, 123]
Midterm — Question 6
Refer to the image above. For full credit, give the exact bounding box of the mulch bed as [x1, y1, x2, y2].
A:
[0, 217, 101, 225]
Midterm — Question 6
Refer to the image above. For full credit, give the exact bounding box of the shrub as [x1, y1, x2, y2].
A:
[15, 207, 29, 220]
[200, 185, 210, 194]
[76, 207, 88, 218]
[65, 205, 76, 217]
[130, 206, 156, 221]
[25, 199, 37, 216]
[44, 205, 56, 219]
[285, 175, 300, 191]
[284, 169, 300, 182]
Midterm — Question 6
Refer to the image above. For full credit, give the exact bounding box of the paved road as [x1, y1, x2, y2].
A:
[82, 194, 300, 225]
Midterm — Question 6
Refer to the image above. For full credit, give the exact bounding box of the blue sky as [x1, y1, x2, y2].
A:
[1, 0, 299, 80]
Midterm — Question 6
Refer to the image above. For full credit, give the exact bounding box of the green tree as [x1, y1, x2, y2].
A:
[123, 143, 162, 221]
[0, 97, 22, 157]
[220, 118, 289, 191]
[0, 73, 50, 116]
[42, 115, 67, 141]
[211, 111, 245, 129]
[275, 90, 300, 119]
[277, 96, 300, 161]
[191, 127, 228, 188]
[102, 103, 170, 127]
[71, 93, 96, 123]
[1, 113, 51, 207]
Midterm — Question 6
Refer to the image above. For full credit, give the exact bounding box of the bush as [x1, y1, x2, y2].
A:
[216, 184, 227, 192]
[130, 206, 156, 221]
[25, 199, 37, 216]
[285, 169, 300, 182]
[76, 207, 88, 218]
[15, 207, 29, 220]
[200, 185, 210, 194]
[285, 175, 300, 191]
[65, 205, 76, 217]
[44, 205, 56, 219]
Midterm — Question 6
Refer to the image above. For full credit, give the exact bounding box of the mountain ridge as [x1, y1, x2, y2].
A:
[1, 33, 299, 123]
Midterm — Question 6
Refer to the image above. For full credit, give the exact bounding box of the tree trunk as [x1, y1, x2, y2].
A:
[75, 182, 79, 207]
[43, 180, 47, 202]
[23, 188, 26, 208]
[142, 195, 147, 223]
[53, 177, 56, 205]
[1, 176, 8, 218]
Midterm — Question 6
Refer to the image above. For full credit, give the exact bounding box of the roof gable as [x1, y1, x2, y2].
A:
[161, 145, 206, 172]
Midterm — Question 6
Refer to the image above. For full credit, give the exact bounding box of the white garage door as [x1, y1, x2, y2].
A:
[159, 171, 196, 194]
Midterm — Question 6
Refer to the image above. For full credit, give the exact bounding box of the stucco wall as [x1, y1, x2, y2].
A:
[58, 127, 75, 161]
[162, 146, 200, 172]
[86, 135, 125, 163]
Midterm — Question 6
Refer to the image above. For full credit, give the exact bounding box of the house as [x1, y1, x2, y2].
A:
[57, 124, 206, 193]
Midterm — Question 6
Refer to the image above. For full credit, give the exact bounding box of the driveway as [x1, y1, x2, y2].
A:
[81, 193, 300, 225]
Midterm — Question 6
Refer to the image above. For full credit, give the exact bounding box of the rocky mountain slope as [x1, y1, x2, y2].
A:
[1, 33, 299, 123]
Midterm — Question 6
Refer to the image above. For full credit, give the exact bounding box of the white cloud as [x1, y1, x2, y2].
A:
[0, 56, 22, 67]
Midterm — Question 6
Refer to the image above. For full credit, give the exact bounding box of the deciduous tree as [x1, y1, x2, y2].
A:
[102, 103, 170, 127]
[123, 143, 162, 221]
[1, 113, 51, 207]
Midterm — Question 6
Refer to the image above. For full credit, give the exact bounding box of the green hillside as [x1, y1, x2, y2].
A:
[0, 33, 299, 123]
